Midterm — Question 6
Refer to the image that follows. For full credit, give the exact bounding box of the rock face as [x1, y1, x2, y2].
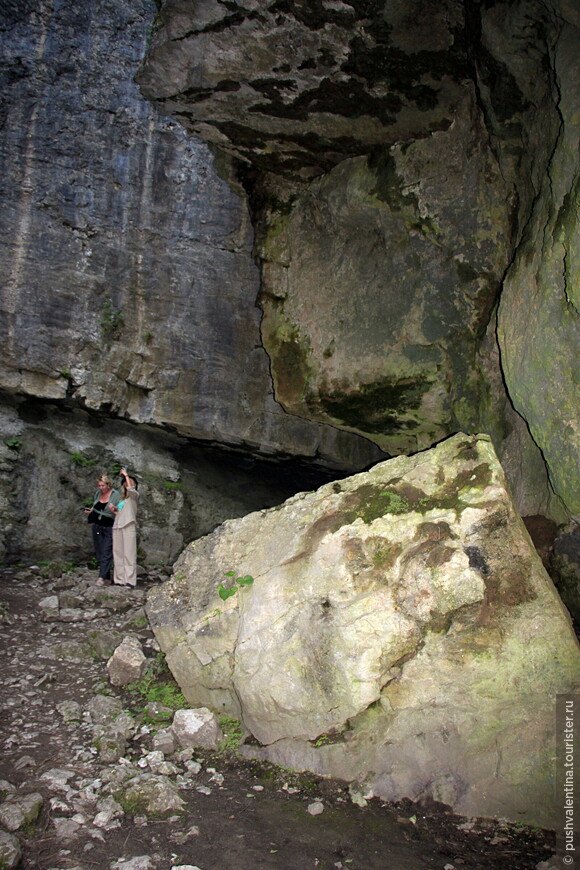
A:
[0, 0, 378, 467]
[0, 394, 358, 566]
[138, 0, 580, 519]
[1, 0, 578, 564]
[146, 433, 580, 827]
[139, 0, 515, 456]
[137, 0, 471, 180]
[497, 4, 580, 518]
[257, 111, 510, 456]
[0, 0, 385, 565]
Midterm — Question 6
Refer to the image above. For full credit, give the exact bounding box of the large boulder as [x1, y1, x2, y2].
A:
[146, 432, 580, 828]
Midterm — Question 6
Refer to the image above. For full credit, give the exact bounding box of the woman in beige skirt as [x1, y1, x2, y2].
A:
[109, 468, 139, 587]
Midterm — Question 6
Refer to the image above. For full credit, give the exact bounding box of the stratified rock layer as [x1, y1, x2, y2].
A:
[138, 0, 469, 179]
[146, 433, 580, 827]
[0, 0, 379, 469]
[0, 395, 355, 567]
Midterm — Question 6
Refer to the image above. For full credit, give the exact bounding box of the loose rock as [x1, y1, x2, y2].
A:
[107, 636, 147, 686]
[171, 708, 223, 751]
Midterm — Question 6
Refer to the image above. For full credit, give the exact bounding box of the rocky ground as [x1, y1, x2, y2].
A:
[0, 563, 559, 870]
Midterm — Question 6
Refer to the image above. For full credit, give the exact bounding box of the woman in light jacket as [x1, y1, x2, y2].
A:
[109, 468, 140, 587]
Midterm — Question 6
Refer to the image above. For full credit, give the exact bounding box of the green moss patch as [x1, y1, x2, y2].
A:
[317, 376, 430, 434]
[350, 484, 411, 523]
[219, 715, 244, 753]
[270, 323, 313, 404]
[123, 653, 187, 724]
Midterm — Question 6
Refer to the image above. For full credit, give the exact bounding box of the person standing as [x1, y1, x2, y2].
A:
[109, 467, 139, 587]
[86, 474, 121, 586]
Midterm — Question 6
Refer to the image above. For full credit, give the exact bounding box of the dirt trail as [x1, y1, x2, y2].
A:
[0, 565, 555, 870]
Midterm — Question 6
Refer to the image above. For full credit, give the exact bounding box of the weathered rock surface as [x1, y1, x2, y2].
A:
[138, 0, 471, 180]
[0, 395, 377, 567]
[497, 6, 580, 518]
[139, 0, 515, 458]
[1, 0, 576, 540]
[257, 105, 511, 456]
[0, 0, 380, 469]
[0, 830, 21, 870]
[138, 0, 580, 520]
[107, 636, 148, 687]
[146, 433, 580, 827]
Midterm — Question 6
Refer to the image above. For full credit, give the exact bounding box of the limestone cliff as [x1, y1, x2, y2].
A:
[0, 0, 383, 564]
[138, 0, 580, 520]
[1, 0, 578, 567]
[0, 0, 379, 468]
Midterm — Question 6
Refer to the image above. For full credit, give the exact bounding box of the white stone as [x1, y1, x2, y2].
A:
[0, 830, 21, 870]
[171, 708, 223, 750]
[147, 433, 580, 828]
[155, 761, 180, 776]
[88, 694, 124, 723]
[57, 700, 82, 722]
[143, 751, 164, 767]
[40, 769, 75, 792]
[39, 596, 59, 618]
[52, 817, 81, 841]
[106, 636, 147, 686]
[110, 857, 155, 870]
[0, 793, 42, 832]
[152, 728, 175, 755]
[119, 774, 185, 815]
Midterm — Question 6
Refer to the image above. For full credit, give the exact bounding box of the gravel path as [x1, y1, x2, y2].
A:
[0, 564, 556, 870]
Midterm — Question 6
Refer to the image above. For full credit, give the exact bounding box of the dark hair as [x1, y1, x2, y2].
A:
[121, 470, 139, 490]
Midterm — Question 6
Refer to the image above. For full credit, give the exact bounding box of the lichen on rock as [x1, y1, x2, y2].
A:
[146, 432, 580, 827]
